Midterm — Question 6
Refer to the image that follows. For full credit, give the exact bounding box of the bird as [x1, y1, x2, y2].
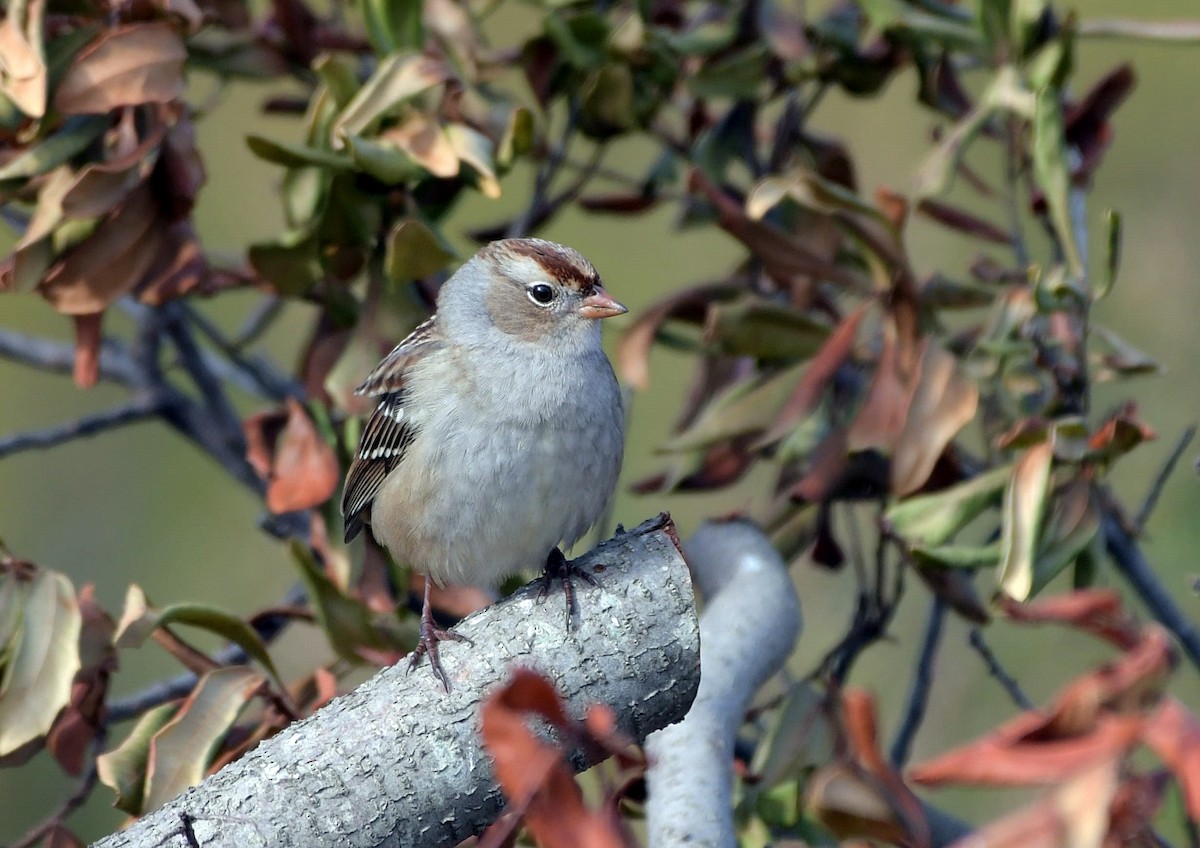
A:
[341, 238, 627, 690]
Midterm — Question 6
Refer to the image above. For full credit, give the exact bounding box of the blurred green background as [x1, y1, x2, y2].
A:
[2, 1, 1200, 841]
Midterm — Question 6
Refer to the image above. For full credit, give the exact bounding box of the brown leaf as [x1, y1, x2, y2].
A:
[39, 184, 164, 315]
[55, 22, 187, 115]
[242, 408, 288, 479]
[617, 283, 737, 390]
[689, 169, 873, 294]
[1065, 65, 1136, 185]
[380, 113, 459, 178]
[758, 302, 871, 448]
[0, 0, 47, 117]
[480, 669, 629, 848]
[1087, 402, 1157, 460]
[1000, 589, 1141, 650]
[846, 328, 914, 454]
[874, 186, 908, 231]
[790, 427, 850, 503]
[265, 399, 339, 514]
[1142, 697, 1200, 820]
[891, 342, 978, 496]
[577, 193, 660, 215]
[136, 222, 213, 305]
[157, 107, 207, 220]
[47, 585, 115, 776]
[61, 113, 164, 220]
[72, 313, 103, 389]
[43, 824, 85, 848]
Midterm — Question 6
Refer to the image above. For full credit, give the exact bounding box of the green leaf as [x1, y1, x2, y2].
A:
[312, 55, 361, 110]
[1026, 29, 1074, 91]
[543, 11, 610, 70]
[579, 63, 637, 138]
[661, 363, 807, 452]
[1032, 88, 1084, 277]
[142, 667, 265, 812]
[248, 228, 323, 296]
[689, 46, 768, 99]
[96, 703, 177, 815]
[0, 115, 108, 181]
[886, 464, 1011, 547]
[706, 300, 831, 360]
[344, 133, 422, 184]
[246, 135, 354, 170]
[911, 542, 1001, 569]
[496, 105, 534, 170]
[996, 441, 1054, 601]
[445, 123, 500, 198]
[0, 575, 23, 695]
[290, 542, 388, 663]
[750, 680, 831, 787]
[1031, 477, 1099, 595]
[860, 0, 983, 50]
[660, 18, 737, 56]
[363, 0, 423, 55]
[114, 585, 282, 684]
[1096, 209, 1121, 300]
[0, 569, 82, 755]
[384, 218, 455, 283]
[331, 53, 448, 148]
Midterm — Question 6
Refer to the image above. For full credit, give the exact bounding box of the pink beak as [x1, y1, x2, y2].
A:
[578, 286, 628, 320]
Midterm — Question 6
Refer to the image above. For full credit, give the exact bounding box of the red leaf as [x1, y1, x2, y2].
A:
[1000, 589, 1141, 650]
[72, 313, 103, 389]
[479, 670, 629, 848]
[1143, 697, 1200, 819]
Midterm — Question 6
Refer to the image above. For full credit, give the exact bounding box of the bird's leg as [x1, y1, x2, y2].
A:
[407, 578, 472, 692]
[536, 547, 600, 629]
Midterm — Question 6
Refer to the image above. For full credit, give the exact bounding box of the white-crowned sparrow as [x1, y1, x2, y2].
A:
[342, 238, 627, 689]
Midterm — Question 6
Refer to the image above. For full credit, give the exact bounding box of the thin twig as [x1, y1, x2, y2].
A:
[506, 101, 580, 238]
[11, 732, 105, 848]
[1103, 511, 1200, 671]
[890, 597, 946, 768]
[233, 296, 285, 349]
[0, 328, 139, 384]
[968, 629, 1034, 710]
[180, 302, 301, 401]
[1135, 425, 1197, 531]
[0, 397, 161, 459]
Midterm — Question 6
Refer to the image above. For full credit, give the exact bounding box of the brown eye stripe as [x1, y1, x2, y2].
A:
[501, 239, 600, 291]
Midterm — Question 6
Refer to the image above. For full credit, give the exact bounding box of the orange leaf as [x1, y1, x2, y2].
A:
[265, 399, 339, 514]
[1000, 588, 1141, 650]
[72, 313, 103, 388]
[479, 670, 629, 848]
[846, 328, 915, 454]
[617, 283, 736, 390]
[1142, 697, 1200, 819]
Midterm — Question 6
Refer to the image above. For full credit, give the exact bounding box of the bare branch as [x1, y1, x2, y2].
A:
[0, 328, 139, 384]
[1103, 511, 1200, 670]
[968, 629, 1034, 711]
[645, 518, 801, 848]
[0, 397, 161, 459]
[94, 517, 699, 848]
[1135, 424, 1197, 530]
[890, 597, 946, 768]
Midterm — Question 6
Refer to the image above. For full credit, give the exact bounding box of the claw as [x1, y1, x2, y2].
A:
[408, 579, 473, 691]
[535, 548, 600, 629]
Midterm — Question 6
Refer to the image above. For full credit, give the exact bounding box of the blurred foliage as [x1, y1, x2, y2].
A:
[1, 0, 1200, 845]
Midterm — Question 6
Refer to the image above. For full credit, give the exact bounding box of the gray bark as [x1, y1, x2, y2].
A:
[645, 518, 803, 848]
[93, 515, 700, 848]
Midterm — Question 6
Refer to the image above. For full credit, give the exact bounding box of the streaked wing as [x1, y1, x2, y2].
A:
[341, 316, 441, 542]
[355, 315, 440, 397]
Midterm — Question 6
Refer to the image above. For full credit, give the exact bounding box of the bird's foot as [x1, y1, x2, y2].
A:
[408, 588, 473, 692]
[536, 547, 600, 630]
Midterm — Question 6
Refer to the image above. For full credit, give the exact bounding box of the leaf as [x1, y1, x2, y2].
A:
[265, 399, 339, 514]
[38, 183, 163, 314]
[245, 135, 354, 170]
[1096, 209, 1121, 300]
[689, 45, 768, 99]
[886, 463, 1011, 547]
[757, 303, 871, 448]
[331, 53, 449, 149]
[384, 218, 455, 283]
[362, 0, 422, 55]
[0, 569, 82, 755]
[445, 123, 500, 198]
[891, 343, 979, 496]
[910, 542, 1001, 569]
[54, 22, 187, 115]
[915, 198, 1012, 244]
[751, 681, 833, 786]
[479, 669, 627, 848]
[290, 543, 387, 663]
[1031, 477, 1099, 594]
[661, 363, 807, 452]
[113, 585, 281, 683]
[96, 703, 176, 814]
[0, 0, 48, 117]
[379, 112, 459, 178]
[1091, 325, 1161, 380]
[996, 441, 1056, 601]
[142, 667, 265, 812]
[1032, 88, 1085, 277]
[72, 312, 103, 388]
[617, 283, 738, 390]
[1143, 697, 1200, 820]
[705, 299, 831, 360]
[0, 115, 109, 181]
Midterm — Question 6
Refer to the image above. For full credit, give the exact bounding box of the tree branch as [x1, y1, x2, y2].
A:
[93, 516, 700, 848]
[645, 518, 802, 848]
[0, 397, 161, 459]
[890, 597, 946, 768]
[1103, 512, 1200, 670]
[968, 628, 1034, 711]
[0, 328, 138, 384]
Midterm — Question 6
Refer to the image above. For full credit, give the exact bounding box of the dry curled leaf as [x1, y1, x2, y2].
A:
[264, 399, 339, 514]
[55, 22, 187, 115]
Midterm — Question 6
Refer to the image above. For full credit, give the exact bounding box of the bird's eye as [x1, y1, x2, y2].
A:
[527, 283, 555, 306]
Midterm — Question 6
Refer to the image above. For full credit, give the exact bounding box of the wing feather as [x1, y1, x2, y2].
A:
[341, 316, 441, 542]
